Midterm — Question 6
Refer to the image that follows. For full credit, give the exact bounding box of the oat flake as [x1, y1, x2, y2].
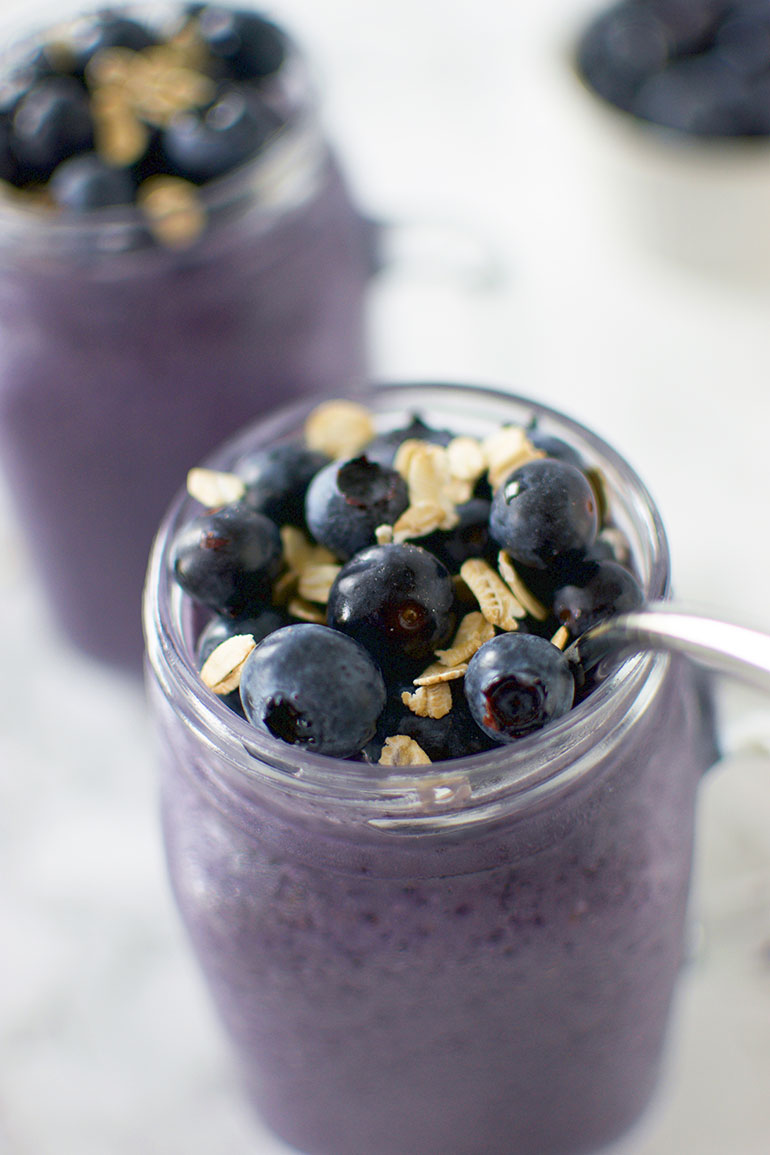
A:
[401, 682, 453, 719]
[200, 634, 256, 695]
[497, 551, 549, 622]
[186, 467, 246, 508]
[435, 611, 495, 667]
[304, 400, 375, 459]
[379, 735, 432, 766]
[459, 558, 524, 631]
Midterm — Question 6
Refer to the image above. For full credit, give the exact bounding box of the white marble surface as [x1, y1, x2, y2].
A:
[1, 1, 770, 1153]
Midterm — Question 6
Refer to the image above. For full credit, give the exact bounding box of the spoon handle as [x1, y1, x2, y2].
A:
[570, 602, 770, 694]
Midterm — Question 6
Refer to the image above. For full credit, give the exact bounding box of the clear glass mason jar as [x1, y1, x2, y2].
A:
[0, 5, 371, 669]
[143, 382, 719, 1155]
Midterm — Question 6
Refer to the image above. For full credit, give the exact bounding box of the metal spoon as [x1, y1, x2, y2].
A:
[565, 602, 770, 693]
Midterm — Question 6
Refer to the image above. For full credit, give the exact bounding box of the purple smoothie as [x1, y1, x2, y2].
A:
[0, 10, 371, 669]
[143, 384, 718, 1155]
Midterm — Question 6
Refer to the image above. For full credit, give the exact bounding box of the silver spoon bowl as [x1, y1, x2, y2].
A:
[566, 602, 770, 694]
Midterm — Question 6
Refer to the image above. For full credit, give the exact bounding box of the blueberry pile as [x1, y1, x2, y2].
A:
[577, 0, 770, 136]
[169, 401, 644, 765]
[0, 5, 289, 237]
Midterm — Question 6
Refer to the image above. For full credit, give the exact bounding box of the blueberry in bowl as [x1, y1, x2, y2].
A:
[326, 541, 458, 674]
[489, 457, 599, 571]
[170, 501, 283, 616]
[195, 5, 287, 81]
[160, 82, 283, 183]
[575, 0, 770, 137]
[464, 632, 576, 743]
[239, 622, 387, 757]
[571, 0, 770, 277]
[305, 456, 409, 560]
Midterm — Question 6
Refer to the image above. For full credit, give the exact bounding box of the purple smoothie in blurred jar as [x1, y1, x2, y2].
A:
[0, 5, 370, 668]
[143, 383, 719, 1155]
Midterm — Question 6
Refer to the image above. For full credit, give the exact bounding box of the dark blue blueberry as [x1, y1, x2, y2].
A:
[170, 502, 282, 616]
[576, 3, 671, 112]
[0, 57, 56, 120]
[68, 11, 158, 72]
[645, 0, 727, 55]
[418, 498, 493, 571]
[489, 458, 598, 571]
[528, 429, 585, 471]
[12, 76, 93, 181]
[195, 606, 290, 716]
[162, 84, 281, 183]
[587, 526, 633, 567]
[364, 679, 497, 763]
[743, 72, 770, 134]
[715, 5, 770, 76]
[464, 633, 575, 742]
[362, 415, 453, 467]
[553, 559, 644, 638]
[327, 542, 457, 672]
[305, 456, 409, 560]
[239, 623, 386, 757]
[528, 430, 610, 524]
[196, 6, 287, 80]
[632, 53, 755, 135]
[236, 441, 330, 528]
[195, 607, 291, 666]
[48, 152, 136, 209]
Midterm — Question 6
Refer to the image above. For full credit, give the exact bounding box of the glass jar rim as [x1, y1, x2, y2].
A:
[143, 382, 672, 832]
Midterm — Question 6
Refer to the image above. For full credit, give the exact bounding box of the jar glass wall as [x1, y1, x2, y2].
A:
[144, 383, 719, 1155]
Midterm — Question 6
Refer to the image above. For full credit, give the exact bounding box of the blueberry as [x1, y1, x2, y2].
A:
[362, 415, 453, 467]
[576, 4, 671, 112]
[236, 441, 330, 528]
[553, 559, 644, 637]
[632, 54, 755, 135]
[326, 542, 457, 672]
[743, 71, 770, 134]
[162, 84, 281, 183]
[12, 76, 93, 181]
[195, 606, 290, 716]
[715, 5, 770, 76]
[0, 58, 55, 120]
[645, 0, 726, 55]
[49, 152, 136, 210]
[305, 456, 409, 560]
[576, 0, 770, 135]
[528, 429, 584, 471]
[170, 502, 282, 616]
[68, 11, 158, 72]
[196, 6, 287, 81]
[489, 458, 598, 571]
[239, 623, 386, 757]
[464, 633, 575, 742]
[587, 526, 633, 567]
[195, 607, 291, 666]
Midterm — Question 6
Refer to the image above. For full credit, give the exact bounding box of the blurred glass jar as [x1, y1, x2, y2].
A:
[0, 3, 372, 668]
